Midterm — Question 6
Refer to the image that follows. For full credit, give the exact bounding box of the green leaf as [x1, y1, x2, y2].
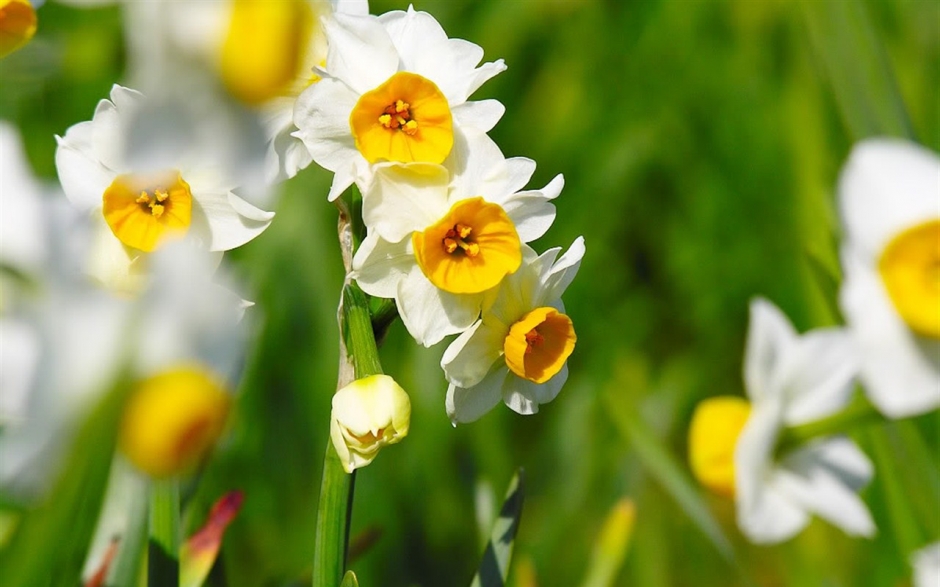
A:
[312, 445, 355, 587]
[149, 480, 181, 587]
[602, 389, 754, 586]
[340, 570, 359, 587]
[470, 469, 525, 587]
[104, 477, 149, 587]
[579, 498, 636, 587]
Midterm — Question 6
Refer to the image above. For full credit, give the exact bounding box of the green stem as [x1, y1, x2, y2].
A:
[313, 282, 384, 587]
[106, 479, 149, 587]
[149, 479, 180, 587]
[776, 394, 886, 457]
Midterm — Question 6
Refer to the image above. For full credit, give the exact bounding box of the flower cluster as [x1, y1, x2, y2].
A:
[688, 139, 939, 545]
[293, 6, 584, 425]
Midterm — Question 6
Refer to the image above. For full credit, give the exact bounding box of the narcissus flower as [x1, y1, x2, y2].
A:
[352, 130, 562, 346]
[330, 374, 410, 473]
[838, 139, 940, 418]
[441, 238, 583, 423]
[294, 5, 506, 200]
[0, 0, 37, 59]
[713, 298, 875, 543]
[55, 85, 273, 292]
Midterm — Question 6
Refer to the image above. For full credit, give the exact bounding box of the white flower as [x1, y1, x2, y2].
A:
[293, 4, 506, 201]
[441, 237, 584, 423]
[55, 84, 274, 292]
[133, 0, 369, 182]
[330, 374, 411, 473]
[838, 139, 940, 418]
[912, 542, 940, 587]
[351, 130, 562, 346]
[734, 298, 875, 543]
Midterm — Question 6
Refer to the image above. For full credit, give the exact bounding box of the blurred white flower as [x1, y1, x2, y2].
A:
[330, 374, 410, 473]
[55, 85, 274, 292]
[294, 5, 506, 200]
[733, 298, 875, 543]
[352, 130, 562, 346]
[838, 139, 940, 418]
[133, 0, 369, 182]
[441, 238, 583, 423]
[913, 542, 940, 587]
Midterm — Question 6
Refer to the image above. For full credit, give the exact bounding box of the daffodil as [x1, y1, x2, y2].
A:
[691, 298, 875, 544]
[352, 130, 562, 346]
[55, 85, 274, 292]
[838, 139, 940, 418]
[441, 238, 584, 423]
[293, 5, 507, 200]
[913, 542, 940, 587]
[0, 0, 37, 59]
[330, 374, 411, 473]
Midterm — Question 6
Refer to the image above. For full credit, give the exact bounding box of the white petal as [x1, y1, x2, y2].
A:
[351, 234, 413, 299]
[783, 437, 873, 492]
[412, 36, 506, 104]
[912, 542, 940, 587]
[841, 252, 940, 417]
[736, 479, 809, 544]
[783, 327, 858, 424]
[0, 318, 40, 425]
[55, 132, 114, 212]
[504, 192, 557, 244]
[772, 460, 876, 538]
[192, 191, 273, 252]
[505, 363, 569, 413]
[534, 236, 585, 306]
[324, 13, 399, 95]
[396, 268, 482, 347]
[451, 99, 505, 133]
[294, 77, 361, 175]
[839, 139, 940, 263]
[441, 319, 507, 389]
[328, 158, 363, 202]
[332, 0, 369, 17]
[362, 163, 450, 242]
[446, 363, 510, 424]
[743, 298, 798, 403]
[378, 7, 447, 72]
[1, 124, 47, 271]
[447, 128, 506, 199]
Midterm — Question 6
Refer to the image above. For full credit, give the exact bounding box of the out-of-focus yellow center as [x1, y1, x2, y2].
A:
[503, 307, 576, 383]
[350, 71, 453, 164]
[102, 171, 193, 252]
[119, 366, 231, 478]
[879, 219, 940, 339]
[0, 0, 36, 59]
[412, 197, 521, 294]
[688, 396, 751, 498]
[221, 0, 314, 105]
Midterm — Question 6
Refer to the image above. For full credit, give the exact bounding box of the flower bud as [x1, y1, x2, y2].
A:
[0, 0, 37, 59]
[688, 396, 751, 497]
[330, 374, 411, 474]
[120, 365, 230, 478]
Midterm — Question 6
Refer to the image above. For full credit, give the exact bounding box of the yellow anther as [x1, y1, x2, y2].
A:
[136, 192, 151, 205]
[154, 189, 169, 203]
[443, 238, 458, 254]
[463, 242, 480, 257]
[395, 100, 409, 113]
[378, 114, 392, 127]
[456, 224, 472, 239]
[150, 204, 165, 219]
[403, 120, 418, 135]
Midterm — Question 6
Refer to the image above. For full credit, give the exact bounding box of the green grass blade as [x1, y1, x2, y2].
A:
[149, 480, 181, 587]
[801, 0, 915, 140]
[0, 377, 128, 586]
[579, 498, 636, 587]
[867, 426, 925, 557]
[340, 570, 359, 587]
[602, 390, 753, 585]
[470, 469, 525, 587]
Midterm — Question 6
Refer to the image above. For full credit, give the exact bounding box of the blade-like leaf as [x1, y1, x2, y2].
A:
[149, 480, 181, 587]
[471, 469, 525, 587]
[340, 570, 359, 587]
[579, 498, 636, 587]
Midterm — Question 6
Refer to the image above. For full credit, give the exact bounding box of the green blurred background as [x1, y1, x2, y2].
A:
[2, 0, 938, 585]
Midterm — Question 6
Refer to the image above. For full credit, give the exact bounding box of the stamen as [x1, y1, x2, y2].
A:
[525, 330, 544, 354]
[135, 187, 173, 218]
[441, 224, 480, 258]
[378, 99, 418, 134]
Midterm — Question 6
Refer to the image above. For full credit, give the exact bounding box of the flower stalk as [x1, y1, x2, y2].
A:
[148, 479, 180, 587]
[775, 393, 886, 458]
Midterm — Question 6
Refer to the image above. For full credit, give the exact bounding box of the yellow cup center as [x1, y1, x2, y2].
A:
[503, 307, 576, 384]
[102, 171, 193, 253]
[119, 366, 231, 478]
[687, 396, 751, 498]
[220, 0, 315, 105]
[878, 219, 940, 339]
[350, 71, 453, 164]
[412, 197, 521, 294]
